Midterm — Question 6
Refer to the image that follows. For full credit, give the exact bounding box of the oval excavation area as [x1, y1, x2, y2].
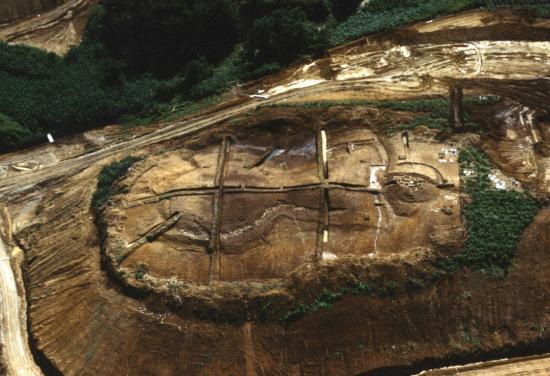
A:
[105, 111, 461, 286]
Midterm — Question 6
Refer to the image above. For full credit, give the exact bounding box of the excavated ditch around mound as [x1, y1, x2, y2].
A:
[94, 106, 465, 323]
[14, 105, 549, 375]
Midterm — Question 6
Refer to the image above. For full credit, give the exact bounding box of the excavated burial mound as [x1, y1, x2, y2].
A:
[102, 109, 463, 292]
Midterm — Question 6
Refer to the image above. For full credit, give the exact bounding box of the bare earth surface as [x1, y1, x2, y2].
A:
[0, 8, 549, 376]
[0, 0, 97, 55]
[418, 353, 550, 375]
[0, 213, 42, 376]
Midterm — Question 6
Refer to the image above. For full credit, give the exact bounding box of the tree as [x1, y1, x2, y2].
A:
[245, 7, 327, 65]
[0, 114, 35, 152]
[94, 0, 240, 79]
[328, 0, 362, 20]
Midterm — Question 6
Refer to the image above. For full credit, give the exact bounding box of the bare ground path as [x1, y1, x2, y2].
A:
[0, 213, 42, 376]
[0, 9, 548, 375]
[417, 353, 550, 375]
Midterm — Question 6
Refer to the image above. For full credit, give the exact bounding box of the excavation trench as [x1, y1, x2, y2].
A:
[3, 8, 550, 376]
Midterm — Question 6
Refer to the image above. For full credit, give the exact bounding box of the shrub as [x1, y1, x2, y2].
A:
[327, 0, 362, 20]
[91, 156, 142, 247]
[281, 288, 343, 322]
[189, 47, 247, 99]
[0, 114, 36, 152]
[437, 147, 541, 274]
[245, 7, 328, 65]
[406, 278, 425, 290]
[135, 263, 147, 280]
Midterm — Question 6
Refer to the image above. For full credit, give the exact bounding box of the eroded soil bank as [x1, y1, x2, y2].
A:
[10, 105, 547, 375]
[1, 7, 550, 375]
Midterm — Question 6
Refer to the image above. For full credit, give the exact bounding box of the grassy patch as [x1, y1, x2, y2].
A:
[282, 145, 540, 323]
[282, 280, 401, 322]
[436, 147, 541, 275]
[329, 0, 550, 46]
[328, 0, 480, 45]
[91, 156, 142, 247]
[121, 95, 222, 128]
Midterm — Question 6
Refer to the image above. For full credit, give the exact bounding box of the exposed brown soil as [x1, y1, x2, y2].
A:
[4, 102, 545, 375]
[0, 8, 549, 376]
[13, 169, 550, 375]
[93, 107, 463, 321]
[0, 0, 97, 55]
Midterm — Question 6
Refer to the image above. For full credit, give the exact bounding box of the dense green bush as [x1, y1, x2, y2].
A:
[245, 7, 328, 65]
[437, 147, 541, 275]
[453, 188, 540, 272]
[188, 47, 247, 99]
[328, 0, 550, 45]
[93, 0, 240, 79]
[0, 113, 35, 152]
[0, 41, 158, 150]
[327, 0, 363, 20]
[91, 157, 142, 247]
[3, 0, 549, 153]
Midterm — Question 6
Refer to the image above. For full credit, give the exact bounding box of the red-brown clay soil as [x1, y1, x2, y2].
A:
[6, 105, 546, 375]
[99, 108, 461, 306]
[0, 8, 549, 376]
[13, 169, 550, 375]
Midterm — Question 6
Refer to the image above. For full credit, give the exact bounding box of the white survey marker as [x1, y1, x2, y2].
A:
[47, 133, 55, 143]
[249, 94, 270, 99]
[321, 130, 328, 166]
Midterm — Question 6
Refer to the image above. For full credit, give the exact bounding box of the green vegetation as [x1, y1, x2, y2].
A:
[381, 98, 489, 134]
[329, 0, 550, 45]
[282, 289, 344, 322]
[0, 41, 158, 151]
[283, 145, 541, 323]
[135, 264, 147, 280]
[436, 147, 541, 275]
[0, 113, 35, 152]
[121, 95, 222, 128]
[91, 157, 142, 247]
[406, 277, 426, 290]
[459, 145, 493, 177]
[282, 280, 401, 322]
[2, 0, 547, 153]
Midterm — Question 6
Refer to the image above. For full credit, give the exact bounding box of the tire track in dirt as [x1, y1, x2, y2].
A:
[0, 211, 42, 376]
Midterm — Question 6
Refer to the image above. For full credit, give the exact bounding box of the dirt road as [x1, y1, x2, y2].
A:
[0, 0, 97, 55]
[417, 353, 550, 375]
[0, 9, 548, 375]
[0, 216, 42, 376]
[1, 38, 549, 198]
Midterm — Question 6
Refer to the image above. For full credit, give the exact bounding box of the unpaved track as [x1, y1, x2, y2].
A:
[0, 0, 97, 55]
[0, 216, 42, 376]
[0, 0, 91, 41]
[0, 11, 548, 375]
[417, 353, 550, 375]
[2, 38, 550, 200]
